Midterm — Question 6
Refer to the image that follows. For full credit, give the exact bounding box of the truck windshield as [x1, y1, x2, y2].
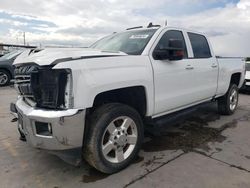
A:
[246, 63, 250, 71]
[0, 50, 23, 60]
[90, 29, 157, 55]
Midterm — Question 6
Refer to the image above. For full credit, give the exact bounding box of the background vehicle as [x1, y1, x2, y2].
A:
[0, 50, 23, 86]
[11, 24, 245, 174]
[240, 60, 250, 91]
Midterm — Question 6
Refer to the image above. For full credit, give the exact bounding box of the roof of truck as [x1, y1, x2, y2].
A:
[122, 25, 207, 37]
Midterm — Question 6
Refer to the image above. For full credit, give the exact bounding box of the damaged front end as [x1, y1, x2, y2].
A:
[11, 64, 85, 166]
[15, 64, 73, 109]
[31, 67, 73, 109]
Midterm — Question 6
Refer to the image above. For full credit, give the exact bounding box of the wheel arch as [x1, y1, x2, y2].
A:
[230, 72, 241, 87]
[0, 67, 12, 78]
[91, 86, 148, 118]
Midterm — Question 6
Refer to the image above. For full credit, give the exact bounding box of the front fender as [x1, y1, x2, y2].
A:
[54, 56, 155, 116]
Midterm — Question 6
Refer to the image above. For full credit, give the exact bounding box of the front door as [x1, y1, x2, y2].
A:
[150, 29, 197, 115]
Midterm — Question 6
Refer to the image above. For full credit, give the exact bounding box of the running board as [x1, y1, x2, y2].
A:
[145, 101, 216, 136]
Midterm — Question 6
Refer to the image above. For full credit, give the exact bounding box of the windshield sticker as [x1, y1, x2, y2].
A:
[129, 35, 149, 39]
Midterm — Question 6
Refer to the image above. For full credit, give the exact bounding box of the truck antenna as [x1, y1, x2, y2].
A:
[165, 20, 168, 26]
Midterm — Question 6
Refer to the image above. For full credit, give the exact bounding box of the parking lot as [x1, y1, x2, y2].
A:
[1, 86, 250, 188]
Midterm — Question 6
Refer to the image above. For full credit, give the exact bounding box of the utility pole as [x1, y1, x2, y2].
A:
[23, 32, 26, 46]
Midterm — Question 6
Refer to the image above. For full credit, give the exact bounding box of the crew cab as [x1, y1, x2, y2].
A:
[10, 24, 245, 174]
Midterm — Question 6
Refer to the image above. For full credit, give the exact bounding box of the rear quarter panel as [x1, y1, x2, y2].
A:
[0, 60, 14, 78]
[216, 58, 245, 96]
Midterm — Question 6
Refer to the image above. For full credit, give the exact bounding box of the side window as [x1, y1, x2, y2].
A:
[155, 30, 188, 58]
[188, 33, 212, 58]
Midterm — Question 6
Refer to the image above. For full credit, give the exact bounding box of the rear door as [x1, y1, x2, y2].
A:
[187, 32, 218, 100]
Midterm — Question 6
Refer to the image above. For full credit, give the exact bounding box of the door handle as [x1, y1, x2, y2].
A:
[211, 64, 218, 68]
[186, 65, 194, 70]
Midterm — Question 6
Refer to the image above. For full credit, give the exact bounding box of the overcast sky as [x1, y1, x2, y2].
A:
[0, 0, 249, 56]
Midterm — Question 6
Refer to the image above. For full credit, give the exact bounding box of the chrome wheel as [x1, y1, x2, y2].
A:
[0, 72, 8, 85]
[102, 116, 138, 163]
[229, 88, 238, 111]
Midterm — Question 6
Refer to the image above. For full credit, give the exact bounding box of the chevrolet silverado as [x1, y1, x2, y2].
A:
[10, 24, 245, 173]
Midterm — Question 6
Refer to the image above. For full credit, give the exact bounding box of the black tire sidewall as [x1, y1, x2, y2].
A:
[225, 84, 239, 114]
[0, 69, 11, 86]
[87, 104, 144, 173]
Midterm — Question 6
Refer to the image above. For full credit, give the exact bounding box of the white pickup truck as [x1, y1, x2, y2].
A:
[11, 24, 245, 174]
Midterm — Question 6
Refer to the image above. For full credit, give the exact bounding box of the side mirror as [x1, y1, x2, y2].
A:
[153, 39, 184, 61]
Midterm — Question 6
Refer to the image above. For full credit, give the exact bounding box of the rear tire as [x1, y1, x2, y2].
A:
[0, 69, 11, 86]
[218, 84, 239, 115]
[83, 103, 144, 174]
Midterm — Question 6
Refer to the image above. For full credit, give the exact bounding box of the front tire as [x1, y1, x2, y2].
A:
[218, 84, 239, 115]
[83, 103, 144, 174]
[0, 69, 11, 87]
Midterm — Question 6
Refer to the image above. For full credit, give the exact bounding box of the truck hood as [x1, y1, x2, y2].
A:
[14, 48, 127, 66]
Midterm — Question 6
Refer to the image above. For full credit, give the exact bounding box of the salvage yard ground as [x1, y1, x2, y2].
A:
[0, 86, 250, 188]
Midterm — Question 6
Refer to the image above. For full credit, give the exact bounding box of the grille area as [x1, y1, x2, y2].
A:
[14, 64, 69, 109]
[14, 65, 39, 102]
